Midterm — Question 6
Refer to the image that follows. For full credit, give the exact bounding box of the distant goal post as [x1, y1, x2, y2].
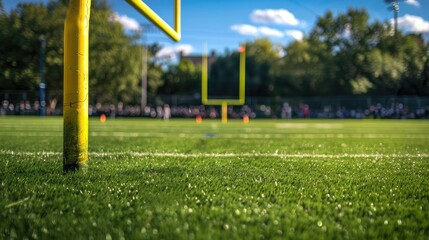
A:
[202, 44, 246, 106]
[201, 44, 246, 123]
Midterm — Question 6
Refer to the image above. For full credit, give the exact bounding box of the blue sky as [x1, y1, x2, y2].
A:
[4, 0, 429, 57]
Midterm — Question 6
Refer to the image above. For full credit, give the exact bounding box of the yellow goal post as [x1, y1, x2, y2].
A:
[63, 0, 181, 172]
[201, 44, 246, 123]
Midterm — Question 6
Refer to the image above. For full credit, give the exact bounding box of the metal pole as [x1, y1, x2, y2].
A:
[393, 0, 399, 35]
[141, 44, 147, 112]
[386, 0, 400, 35]
[63, 0, 91, 172]
[135, 24, 153, 114]
[39, 36, 46, 116]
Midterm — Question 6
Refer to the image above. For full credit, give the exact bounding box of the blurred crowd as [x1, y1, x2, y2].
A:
[2, 99, 429, 119]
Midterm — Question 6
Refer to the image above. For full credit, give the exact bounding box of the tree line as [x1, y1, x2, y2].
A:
[1, 0, 428, 105]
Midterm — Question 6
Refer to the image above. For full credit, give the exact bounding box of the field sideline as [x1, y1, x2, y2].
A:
[1, 117, 428, 239]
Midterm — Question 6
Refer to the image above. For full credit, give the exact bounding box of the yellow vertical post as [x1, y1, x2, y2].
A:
[174, 0, 181, 39]
[201, 46, 208, 105]
[221, 102, 228, 123]
[239, 45, 246, 104]
[63, 0, 91, 172]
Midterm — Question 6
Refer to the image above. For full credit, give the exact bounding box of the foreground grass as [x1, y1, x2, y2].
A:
[0, 117, 428, 239]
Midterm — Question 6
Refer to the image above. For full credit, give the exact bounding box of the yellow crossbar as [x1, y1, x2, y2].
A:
[125, 0, 181, 42]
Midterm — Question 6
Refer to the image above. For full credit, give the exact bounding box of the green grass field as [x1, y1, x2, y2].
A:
[1, 117, 428, 239]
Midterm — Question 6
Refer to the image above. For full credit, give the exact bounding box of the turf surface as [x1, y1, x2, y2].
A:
[1, 117, 428, 239]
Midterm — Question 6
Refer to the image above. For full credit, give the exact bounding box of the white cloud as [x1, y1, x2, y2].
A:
[395, 14, 429, 33]
[285, 30, 304, 41]
[110, 13, 140, 31]
[251, 9, 300, 26]
[404, 0, 420, 7]
[258, 27, 284, 38]
[231, 24, 285, 38]
[156, 44, 194, 59]
[231, 24, 259, 36]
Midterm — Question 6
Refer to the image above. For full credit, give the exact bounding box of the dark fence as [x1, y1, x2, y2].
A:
[1, 90, 429, 119]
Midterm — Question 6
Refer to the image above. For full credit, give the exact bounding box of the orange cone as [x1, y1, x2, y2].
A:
[100, 114, 106, 123]
[243, 115, 249, 124]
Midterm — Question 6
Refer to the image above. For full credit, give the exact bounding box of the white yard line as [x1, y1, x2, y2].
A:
[1, 132, 428, 139]
[1, 150, 428, 159]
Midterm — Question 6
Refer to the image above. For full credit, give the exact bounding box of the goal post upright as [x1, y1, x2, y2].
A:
[221, 102, 228, 123]
[63, 0, 91, 172]
[201, 46, 208, 105]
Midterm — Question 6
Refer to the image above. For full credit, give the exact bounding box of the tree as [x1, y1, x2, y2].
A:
[208, 53, 240, 98]
[161, 59, 200, 95]
[278, 8, 429, 97]
[422, 55, 429, 95]
[0, 3, 49, 91]
[138, 43, 166, 95]
[395, 34, 429, 95]
[88, 2, 141, 104]
[245, 38, 281, 97]
[0, 1, 142, 105]
[0, 0, 4, 14]
[209, 38, 281, 98]
[277, 40, 321, 96]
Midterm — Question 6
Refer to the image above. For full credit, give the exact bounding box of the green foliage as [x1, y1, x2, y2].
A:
[0, 117, 428, 239]
[0, 0, 4, 14]
[88, 5, 140, 104]
[278, 8, 429, 97]
[208, 38, 281, 97]
[279, 38, 336, 96]
[0, 3, 48, 90]
[365, 49, 406, 93]
[208, 53, 241, 98]
[244, 39, 281, 97]
[145, 43, 166, 95]
[0, 0, 141, 104]
[162, 59, 201, 95]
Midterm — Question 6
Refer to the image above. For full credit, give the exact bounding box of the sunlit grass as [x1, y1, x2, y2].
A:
[1, 117, 428, 239]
